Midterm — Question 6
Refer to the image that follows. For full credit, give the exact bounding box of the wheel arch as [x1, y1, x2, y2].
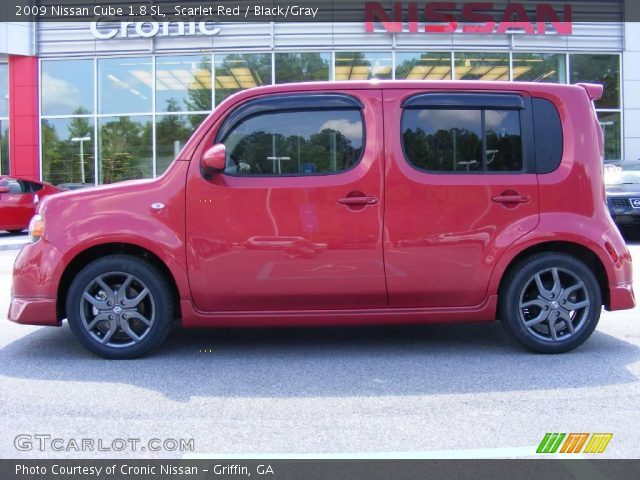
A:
[57, 243, 181, 322]
[496, 241, 609, 309]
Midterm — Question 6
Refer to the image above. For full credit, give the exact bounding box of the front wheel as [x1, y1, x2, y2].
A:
[500, 253, 602, 353]
[66, 255, 174, 359]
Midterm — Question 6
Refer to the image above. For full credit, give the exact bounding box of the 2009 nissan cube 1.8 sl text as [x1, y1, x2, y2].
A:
[9, 81, 636, 358]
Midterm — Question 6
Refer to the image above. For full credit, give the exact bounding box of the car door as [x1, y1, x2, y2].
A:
[383, 89, 540, 307]
[186, 90, 387, 312]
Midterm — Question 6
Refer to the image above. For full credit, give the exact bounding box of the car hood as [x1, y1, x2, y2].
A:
[38, 178, 156, 213]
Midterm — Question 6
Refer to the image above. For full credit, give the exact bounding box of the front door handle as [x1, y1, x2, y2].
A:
[337, 196, 379, 206]
[492, 194, 530, 204]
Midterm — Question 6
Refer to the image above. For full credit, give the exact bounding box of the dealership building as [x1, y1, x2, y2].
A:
[0, 11, 638, 185]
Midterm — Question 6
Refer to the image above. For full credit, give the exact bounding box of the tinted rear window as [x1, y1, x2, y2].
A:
[532, 97, 563, 174]
[401, 108, 523, 173]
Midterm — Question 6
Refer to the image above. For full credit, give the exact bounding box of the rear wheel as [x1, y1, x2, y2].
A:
[66, 255, 174, 359]
[500, 253, 602, 353]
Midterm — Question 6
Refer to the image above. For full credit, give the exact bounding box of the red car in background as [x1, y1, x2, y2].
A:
[0, 176, 61, 233]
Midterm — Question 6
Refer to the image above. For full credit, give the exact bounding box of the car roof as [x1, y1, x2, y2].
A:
[0, 175, 57, 188]
[223, 79, 588, 101]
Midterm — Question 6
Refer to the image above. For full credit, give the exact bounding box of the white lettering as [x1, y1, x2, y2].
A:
[90, 21, 118, 39]
[90, 21, 220, 39]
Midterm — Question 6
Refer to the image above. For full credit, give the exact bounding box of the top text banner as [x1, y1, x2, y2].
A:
[0, 0, 630, 23]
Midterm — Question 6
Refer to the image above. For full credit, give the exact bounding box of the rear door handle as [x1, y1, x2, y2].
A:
[492, 194, 530, 204]
[337, 196, 379, 206]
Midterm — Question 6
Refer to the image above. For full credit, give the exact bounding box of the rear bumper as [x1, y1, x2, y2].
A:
[607, 283, 636, 311]
[8, 297, 60, 326]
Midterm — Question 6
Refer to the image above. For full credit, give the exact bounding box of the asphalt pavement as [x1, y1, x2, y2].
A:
[0, 231, 639, 459]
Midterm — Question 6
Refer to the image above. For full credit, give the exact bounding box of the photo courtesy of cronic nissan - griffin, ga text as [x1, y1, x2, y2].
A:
[8, 80, 635, 359]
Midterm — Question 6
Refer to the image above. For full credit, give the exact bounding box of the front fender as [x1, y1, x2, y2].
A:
[36, 163, 189, 300]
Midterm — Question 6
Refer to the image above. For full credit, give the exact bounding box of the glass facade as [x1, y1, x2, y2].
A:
[396, 52, 452, 80]
[215, 53, 271, 104]
[275, 53, 331, 83]
[156, 55, 212, 112]
[39, 51, 623, 185]
[455, 53, 510, 81]
[335, 52, 392, 80]
[41, 117, 95, 185]
[512, 54, 567, 83]
[0, 63, 8, 175]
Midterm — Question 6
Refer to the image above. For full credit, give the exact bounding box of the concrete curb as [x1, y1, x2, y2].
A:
[0, 243, 25, 252]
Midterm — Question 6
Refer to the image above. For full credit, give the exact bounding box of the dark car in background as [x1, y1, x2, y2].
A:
[0, 176, 61, 233]
[606, 161, 640, 229]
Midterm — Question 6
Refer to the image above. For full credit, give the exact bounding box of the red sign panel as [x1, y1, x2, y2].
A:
[365, 2, 573, 35]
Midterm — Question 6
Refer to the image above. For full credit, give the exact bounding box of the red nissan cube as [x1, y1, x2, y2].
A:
[9, 81, 635, 358]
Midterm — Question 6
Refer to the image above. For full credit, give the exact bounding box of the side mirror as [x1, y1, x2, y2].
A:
[0, 186, 9, 194]
[201, 144, 226, 175]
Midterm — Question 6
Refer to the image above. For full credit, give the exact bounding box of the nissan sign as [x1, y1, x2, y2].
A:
[364, 2, 573, 35]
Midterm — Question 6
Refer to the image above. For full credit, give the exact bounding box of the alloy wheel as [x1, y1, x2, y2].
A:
[518, 267, 591, 342]
[80, 272, 156, 348]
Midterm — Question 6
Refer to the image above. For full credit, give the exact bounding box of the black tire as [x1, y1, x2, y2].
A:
[499, 252, 602, 353]
[66, 255, 174, 359]
[6, 229, 24, 234]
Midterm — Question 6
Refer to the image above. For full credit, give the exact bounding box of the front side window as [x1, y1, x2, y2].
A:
[220, 109, 364, 176]
[402, 107, 523, 173]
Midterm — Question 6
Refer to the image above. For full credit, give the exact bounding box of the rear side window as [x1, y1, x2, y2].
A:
[532, 97, 563, 174]
[217, 95, 364, 176]
[402, 106, 523, 173]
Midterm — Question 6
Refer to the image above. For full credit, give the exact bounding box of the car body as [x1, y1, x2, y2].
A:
[8, 80, 635, 358]
[606, 161, 640, 228]
[0, 176, 61, 233]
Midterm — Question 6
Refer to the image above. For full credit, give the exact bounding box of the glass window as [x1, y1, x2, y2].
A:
[215, 53, 272, 105]
[156, 114, 207, 175]
[570, 54, 620, 109]
[402, 108, 522, 172]
[220, 109, 363, 176]
[41, 117, 95, 186]
[275, 53, 330, 84]
[395, 52, 452, 80]
[99, 116, 152, 183]
[42, 59, 94, 116]
[98, 57, 152, 114]
[0, 177, 24, 193]
[512, 53, 566, 83]
[156, 55, 212, 113]
[335, 52, 392, 80]
[0, 63, 9, 117]
[485, 110, 523, 171]
[598, 112, 621, 160]
[0, 120, 8, 175]
[455, 53, 510, 81]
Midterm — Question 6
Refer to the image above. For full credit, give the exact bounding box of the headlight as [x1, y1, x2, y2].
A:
[28, 214, 44, 243]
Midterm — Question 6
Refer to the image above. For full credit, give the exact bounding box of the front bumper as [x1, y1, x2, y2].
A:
[607, 195, 640, 225]
[7, 239, 63, 326]
[8, 297, 59, 326]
